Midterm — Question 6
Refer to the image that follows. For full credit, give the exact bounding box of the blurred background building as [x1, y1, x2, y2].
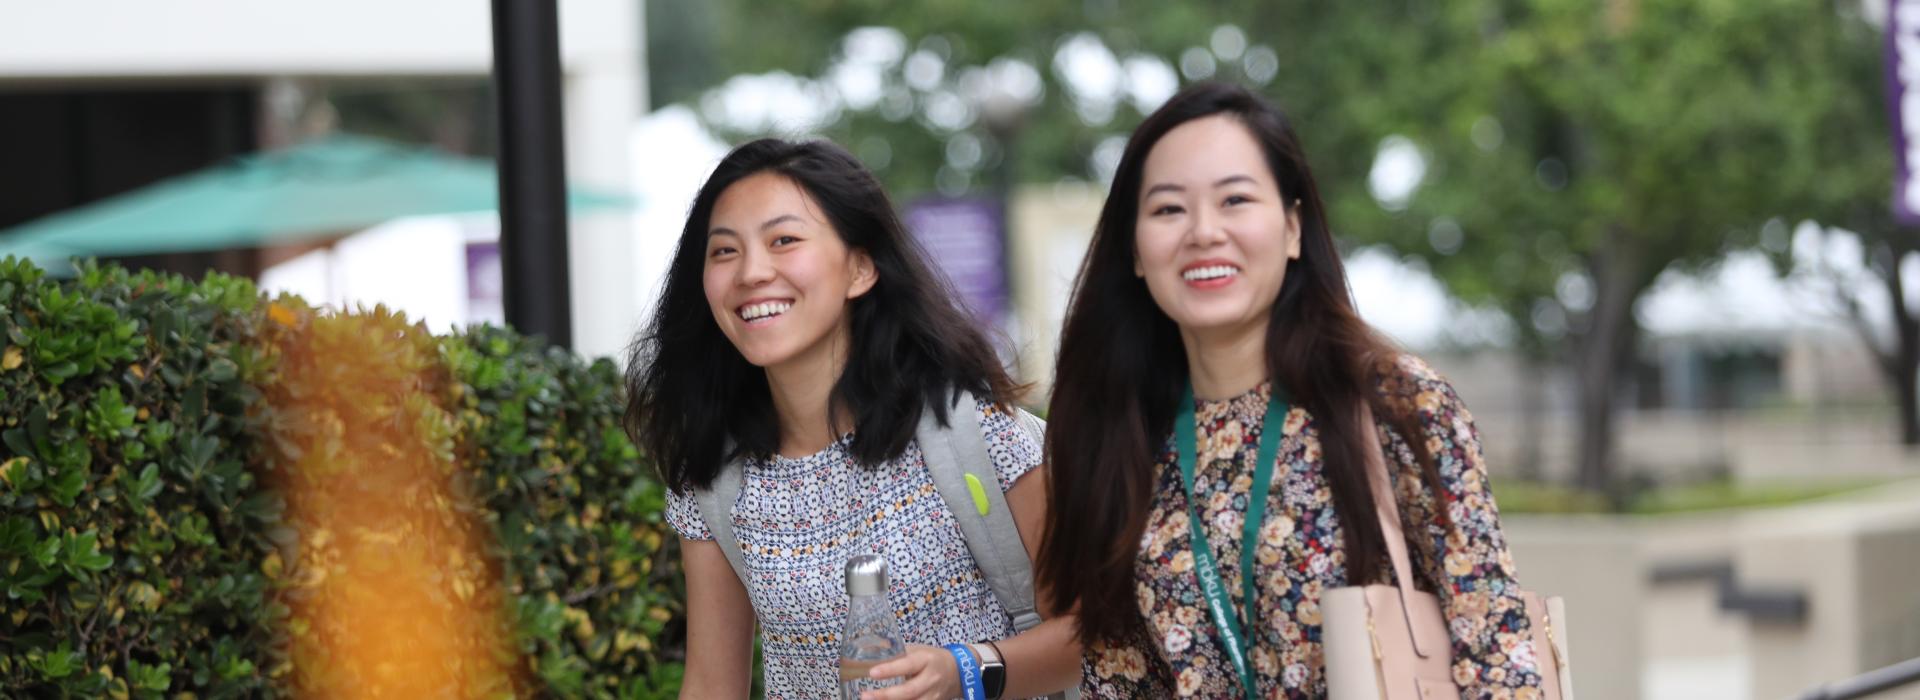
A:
[0, 0, 643, 356]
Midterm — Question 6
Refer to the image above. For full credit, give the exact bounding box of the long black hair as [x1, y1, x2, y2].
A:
[1037, 82, 1444, 644]
[626, 138, 1019, 493]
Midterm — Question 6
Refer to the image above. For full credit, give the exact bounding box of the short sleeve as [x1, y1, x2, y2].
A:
[973, 396, 1043, 492]
[663, 485, 715, 541]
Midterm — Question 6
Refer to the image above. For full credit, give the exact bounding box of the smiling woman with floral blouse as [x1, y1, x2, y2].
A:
[1035, 82, 1545, 699]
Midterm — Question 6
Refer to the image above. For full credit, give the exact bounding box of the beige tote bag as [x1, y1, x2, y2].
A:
[1321, 408, 1575, 700]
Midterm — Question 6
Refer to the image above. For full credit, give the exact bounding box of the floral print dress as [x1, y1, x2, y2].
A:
[1081, 355, 1544, 699]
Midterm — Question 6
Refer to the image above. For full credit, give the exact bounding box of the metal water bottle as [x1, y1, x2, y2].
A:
[837, 554, 906, 699]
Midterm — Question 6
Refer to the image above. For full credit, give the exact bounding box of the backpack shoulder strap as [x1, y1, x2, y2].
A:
[920, 390, 1044, 634]
[692, 451, 750, 586]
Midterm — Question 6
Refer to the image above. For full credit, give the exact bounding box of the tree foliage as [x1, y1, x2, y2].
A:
[651, 0, 1900, 489]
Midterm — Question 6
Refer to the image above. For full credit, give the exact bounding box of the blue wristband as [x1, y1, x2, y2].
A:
[944, 643, 987, 700]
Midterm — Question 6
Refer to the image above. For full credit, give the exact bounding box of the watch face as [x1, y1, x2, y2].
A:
[981, 662, 1007, 698]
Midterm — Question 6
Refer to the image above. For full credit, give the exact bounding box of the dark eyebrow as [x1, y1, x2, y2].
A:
[709, 213, 805, 238]
[761, 214, 802, 231]
[1145, 175, 1257, 199]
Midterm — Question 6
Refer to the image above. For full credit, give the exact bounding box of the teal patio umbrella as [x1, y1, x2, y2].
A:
[0, 133, 631, 273]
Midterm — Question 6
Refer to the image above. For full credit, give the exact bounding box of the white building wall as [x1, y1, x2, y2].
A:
[0, 0, 646, 360]
[0, 0, 624, 78]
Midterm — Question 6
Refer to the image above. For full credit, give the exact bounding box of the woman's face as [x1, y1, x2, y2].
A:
[1133, 114, 1301, 338]
[702, 172, 876, 373]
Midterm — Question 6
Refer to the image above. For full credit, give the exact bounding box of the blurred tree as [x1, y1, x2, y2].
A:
[646, 0, 1897, 493]
[1235, 0, 1892, 492]
[645, 0, 1212, 196]
[1368, 0, 1901, 491]
[645, 0, 728, 110]
[1779, 1, 1920, 448]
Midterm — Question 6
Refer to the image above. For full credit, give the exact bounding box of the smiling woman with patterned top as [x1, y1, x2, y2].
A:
[1036, 82, 1546, 699]
[625, 138, 1080, 700]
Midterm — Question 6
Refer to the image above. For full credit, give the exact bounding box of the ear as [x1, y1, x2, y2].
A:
[1285, 202, 1304, 261]
[1133, 255, 1145, 278]
[847, 249, 879, 298]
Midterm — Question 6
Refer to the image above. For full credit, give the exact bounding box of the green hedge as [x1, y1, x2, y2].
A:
[1, 259, 287, 698]
[449, 326, 684, 697]
[0, 259, 684, 698]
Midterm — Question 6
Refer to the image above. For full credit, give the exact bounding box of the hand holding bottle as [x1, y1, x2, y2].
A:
[858, 644, 969, 700]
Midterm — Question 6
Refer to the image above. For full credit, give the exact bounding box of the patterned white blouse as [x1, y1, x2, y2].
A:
[665, 397, 1042, 699]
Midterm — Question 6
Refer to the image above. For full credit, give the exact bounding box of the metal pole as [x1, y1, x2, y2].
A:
[1797, 656, 1920, 700]
[490, 0, 572, 349]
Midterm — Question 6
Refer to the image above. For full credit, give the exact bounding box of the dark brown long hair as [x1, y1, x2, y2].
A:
[1037, 82, 1444, 645]
[626, 138, 1020, 493]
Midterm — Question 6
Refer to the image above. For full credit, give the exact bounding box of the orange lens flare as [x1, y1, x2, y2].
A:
[266, 302, 521, 697]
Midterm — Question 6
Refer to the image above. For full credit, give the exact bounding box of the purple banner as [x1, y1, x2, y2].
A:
[466, 240, 505, 326]
[902, 197, 1009, 325]
[1889, 0, 1920, 223]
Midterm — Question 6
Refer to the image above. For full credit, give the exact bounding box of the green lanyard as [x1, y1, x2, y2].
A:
[1175, 382, 1288, 700]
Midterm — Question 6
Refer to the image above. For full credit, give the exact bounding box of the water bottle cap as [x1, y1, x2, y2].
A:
[844, 553, 889, 597]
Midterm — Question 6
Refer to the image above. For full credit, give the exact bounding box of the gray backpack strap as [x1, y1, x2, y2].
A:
[920, 391, 1045, 633]
[922, 393, 1079, 700]
[693, 453, 750, 586]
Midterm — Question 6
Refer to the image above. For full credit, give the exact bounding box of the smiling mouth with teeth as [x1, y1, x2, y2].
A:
[738, 301, 793, 322]
[1182, 265, 1241, 281]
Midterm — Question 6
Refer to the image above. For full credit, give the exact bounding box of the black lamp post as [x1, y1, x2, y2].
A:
[490, 0, 573, 349]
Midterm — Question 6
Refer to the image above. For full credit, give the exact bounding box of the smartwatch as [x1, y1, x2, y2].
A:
[971, 642, 1007, 700]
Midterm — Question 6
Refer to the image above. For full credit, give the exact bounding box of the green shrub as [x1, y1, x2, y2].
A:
[0, 258, 685, 697]
[1, 259, 290, 698]
[447, 326, 684, 699]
